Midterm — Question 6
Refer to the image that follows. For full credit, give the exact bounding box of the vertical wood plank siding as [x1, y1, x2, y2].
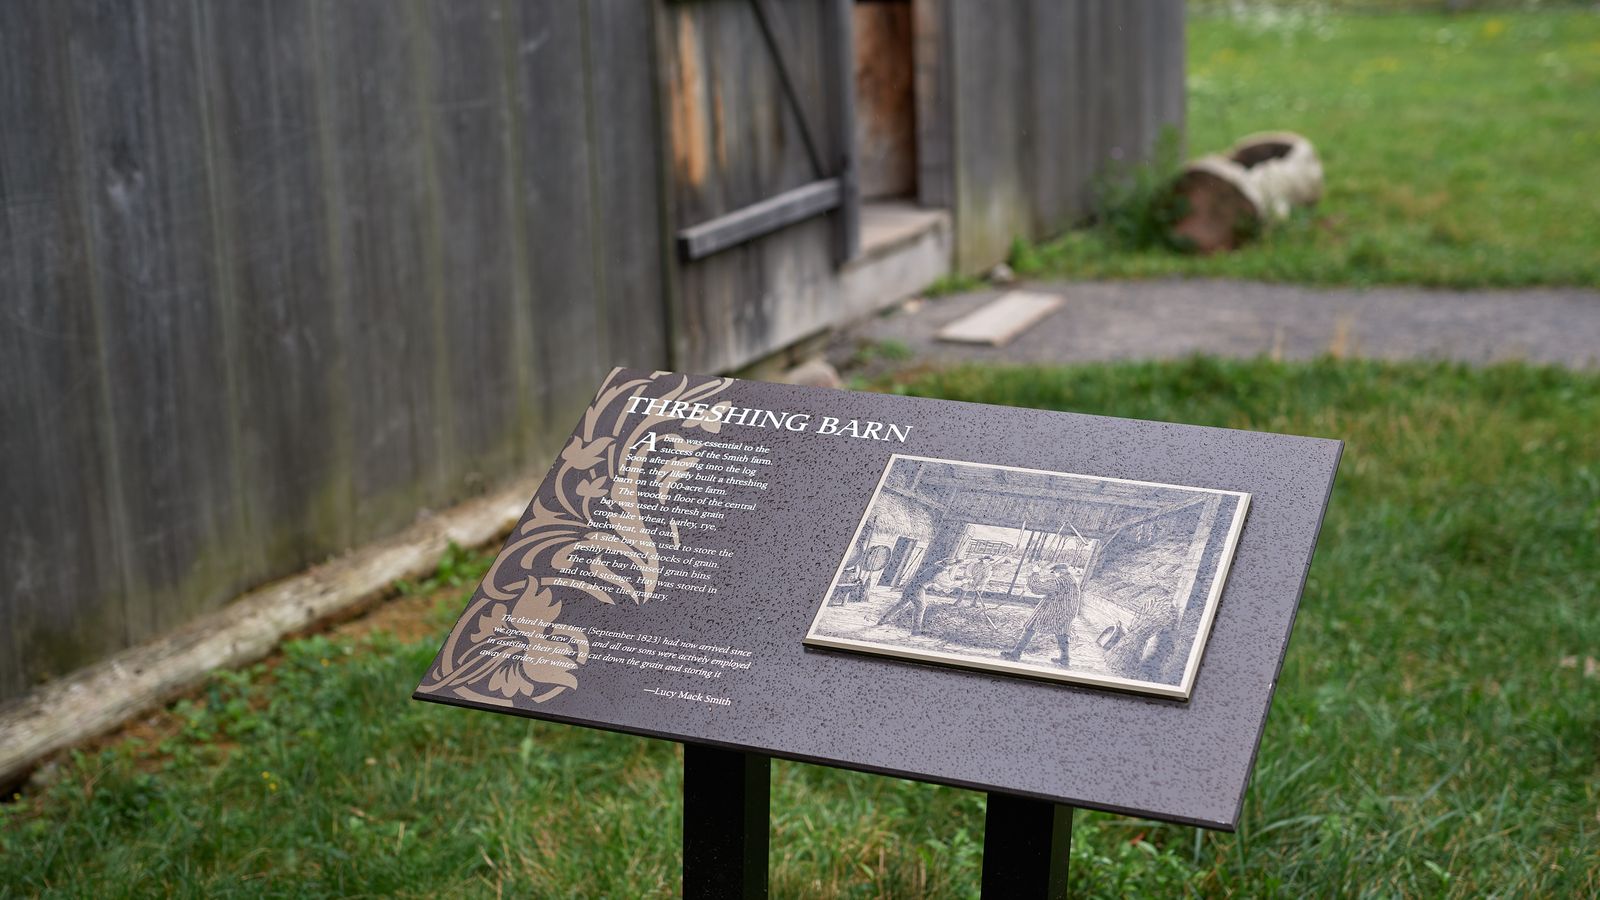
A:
[0, 0, 1182, 702]
[660, 0, 842, 374]
[937, 0, 1187, 272]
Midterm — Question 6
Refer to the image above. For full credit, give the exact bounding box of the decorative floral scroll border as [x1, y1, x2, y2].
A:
[418, 369, 735, 707]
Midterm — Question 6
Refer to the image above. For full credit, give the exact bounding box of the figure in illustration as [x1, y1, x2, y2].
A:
[876, 557, 960, 636]
[955, 555, 995, 608]
[828, 564, 867, 605]
[1104, 593, 1180, 682]
[1001, 563, 1084, 666]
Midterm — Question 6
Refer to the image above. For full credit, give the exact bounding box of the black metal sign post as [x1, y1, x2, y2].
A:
[683, 744, 770, 900]
[980, 792, 1072, 899]
[683, 744, 1072, 900]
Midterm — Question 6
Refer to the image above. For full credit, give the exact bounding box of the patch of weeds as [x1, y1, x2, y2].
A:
[1069, 815, 1202, 897]
[846, 338, 917, 373]
[922, 272, 986, 297]
[1089, 128, 1191, 253]
[868, 339, 913, 363]
[1008, 129, 1193, 281]
[394, 540, 490, 596]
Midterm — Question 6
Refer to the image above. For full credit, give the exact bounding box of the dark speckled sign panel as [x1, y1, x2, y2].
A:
[414, 368, 1341, 830]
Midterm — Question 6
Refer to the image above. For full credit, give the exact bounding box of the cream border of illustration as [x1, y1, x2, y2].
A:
[802, 453, 1252, 701]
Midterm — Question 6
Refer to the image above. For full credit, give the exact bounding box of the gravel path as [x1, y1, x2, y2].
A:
[831, 279, 1600, 372]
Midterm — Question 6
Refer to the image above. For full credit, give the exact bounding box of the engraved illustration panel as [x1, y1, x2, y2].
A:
[805, 455, 1250, 699]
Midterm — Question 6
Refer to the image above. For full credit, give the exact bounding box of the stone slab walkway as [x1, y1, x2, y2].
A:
[831, 279, 1600, 372]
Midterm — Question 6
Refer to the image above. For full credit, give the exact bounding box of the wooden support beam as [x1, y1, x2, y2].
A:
[881, 484, 949, 513]
[821, 0, 859, 262]
[748, 0, 825, 179]
[1169, 493, 1223, 611]
[676, 178, 842, 261]
[916, 475, 1175, 510]
[1104, 496, 1209, 535]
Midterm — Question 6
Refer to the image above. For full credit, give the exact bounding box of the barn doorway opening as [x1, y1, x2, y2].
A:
[852, 0, 916, 201]
[850, 0, 947, 262]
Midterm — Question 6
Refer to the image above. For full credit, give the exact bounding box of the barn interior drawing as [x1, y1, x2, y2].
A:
[806, 455, 1249, 697]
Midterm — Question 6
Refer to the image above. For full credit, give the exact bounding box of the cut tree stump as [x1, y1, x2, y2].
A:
[1170, 132, 1324, 253]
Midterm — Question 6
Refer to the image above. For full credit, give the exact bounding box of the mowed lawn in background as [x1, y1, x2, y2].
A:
[1019, 10, 1600, 288]
[3, 358, 1596, 898]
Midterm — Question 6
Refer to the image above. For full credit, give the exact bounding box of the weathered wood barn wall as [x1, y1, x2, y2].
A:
[0, 0, 1183, 703]
[933, 1, 1188, 269]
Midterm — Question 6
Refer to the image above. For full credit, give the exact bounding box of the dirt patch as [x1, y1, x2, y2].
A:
[334, 586, 461, 645]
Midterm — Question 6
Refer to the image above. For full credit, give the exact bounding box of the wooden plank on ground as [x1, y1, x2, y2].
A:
[935, 290, 1065, 346]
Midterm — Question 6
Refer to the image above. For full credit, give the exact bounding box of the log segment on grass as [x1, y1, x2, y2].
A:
[1170, 132, 1323, 253]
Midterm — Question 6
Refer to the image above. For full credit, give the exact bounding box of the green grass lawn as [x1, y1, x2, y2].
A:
[1018, 9, 1600, 288]
[3, 358, 1597, 898]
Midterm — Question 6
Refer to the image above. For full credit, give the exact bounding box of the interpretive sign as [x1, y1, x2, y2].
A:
[414, 368, 1341, 829]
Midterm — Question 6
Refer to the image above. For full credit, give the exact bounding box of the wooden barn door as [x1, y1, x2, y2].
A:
[658, 0, 858, 373]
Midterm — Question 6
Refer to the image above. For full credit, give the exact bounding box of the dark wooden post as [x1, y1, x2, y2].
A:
[682, 743, 770, 899]
[822, 0, 859, 263]
[981, 792, 1073, 899]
